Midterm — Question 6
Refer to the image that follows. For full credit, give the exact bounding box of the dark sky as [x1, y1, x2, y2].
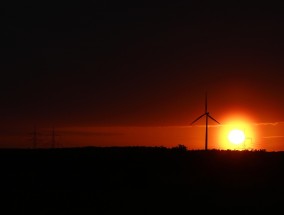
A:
[2, 2, 284, 129]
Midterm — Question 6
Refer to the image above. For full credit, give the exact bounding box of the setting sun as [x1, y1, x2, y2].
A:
[217, 113, 256, 150]
[228, 129, 245, 144]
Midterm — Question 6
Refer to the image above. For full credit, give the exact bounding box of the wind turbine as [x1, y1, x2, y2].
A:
[191, 93, 220, 150]
[243, 128, 252, 150]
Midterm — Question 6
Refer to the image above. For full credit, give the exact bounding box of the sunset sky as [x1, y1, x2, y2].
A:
[2, 2, 284, 151]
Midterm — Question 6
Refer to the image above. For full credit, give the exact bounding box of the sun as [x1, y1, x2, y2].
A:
[228, 129, 245, 145]
[217, 113, 256, 150]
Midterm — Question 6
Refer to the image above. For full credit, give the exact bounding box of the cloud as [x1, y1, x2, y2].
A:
[262, 136, 284, 139]
[60, 130, 124, 137]
[253, 122, 284, 126]
[190, 121, 284, 128]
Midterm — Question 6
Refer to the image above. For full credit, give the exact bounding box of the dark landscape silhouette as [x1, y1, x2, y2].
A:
[1, 145, 284, 214]
[2, 2, 284, 214]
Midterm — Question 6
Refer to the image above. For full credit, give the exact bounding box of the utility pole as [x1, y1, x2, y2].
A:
[32, 125, 38, 149]
[51, 126, 55, 148]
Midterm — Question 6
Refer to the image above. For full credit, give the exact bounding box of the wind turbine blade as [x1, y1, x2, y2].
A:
[191, 113, 206, 125]
[208, 114, 220, 124]
[205, 92, 207, 113]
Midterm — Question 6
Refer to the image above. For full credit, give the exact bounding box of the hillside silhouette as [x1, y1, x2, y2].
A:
[1, 146, 283, 214]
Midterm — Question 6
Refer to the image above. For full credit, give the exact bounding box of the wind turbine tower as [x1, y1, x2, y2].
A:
[191, 93, 220, 150]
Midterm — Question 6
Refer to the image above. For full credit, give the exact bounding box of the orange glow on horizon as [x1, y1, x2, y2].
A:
[217, 113, 257, 150]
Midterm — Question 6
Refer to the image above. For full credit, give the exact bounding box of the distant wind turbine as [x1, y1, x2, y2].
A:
[243, 128, 252, 150]
[191, 93, 220, 150]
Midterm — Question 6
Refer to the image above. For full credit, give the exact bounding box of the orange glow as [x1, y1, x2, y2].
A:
[218, 114, 256, 150]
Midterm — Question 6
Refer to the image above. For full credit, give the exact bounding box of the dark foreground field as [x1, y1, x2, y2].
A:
[1, 147, 284, 214]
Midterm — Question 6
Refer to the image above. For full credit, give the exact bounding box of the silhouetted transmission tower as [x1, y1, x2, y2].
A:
[32, 125, 38, 149]
[50, 126, 60, 148]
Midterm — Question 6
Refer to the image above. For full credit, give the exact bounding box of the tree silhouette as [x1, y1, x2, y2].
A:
[171, 144, 187, 152]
